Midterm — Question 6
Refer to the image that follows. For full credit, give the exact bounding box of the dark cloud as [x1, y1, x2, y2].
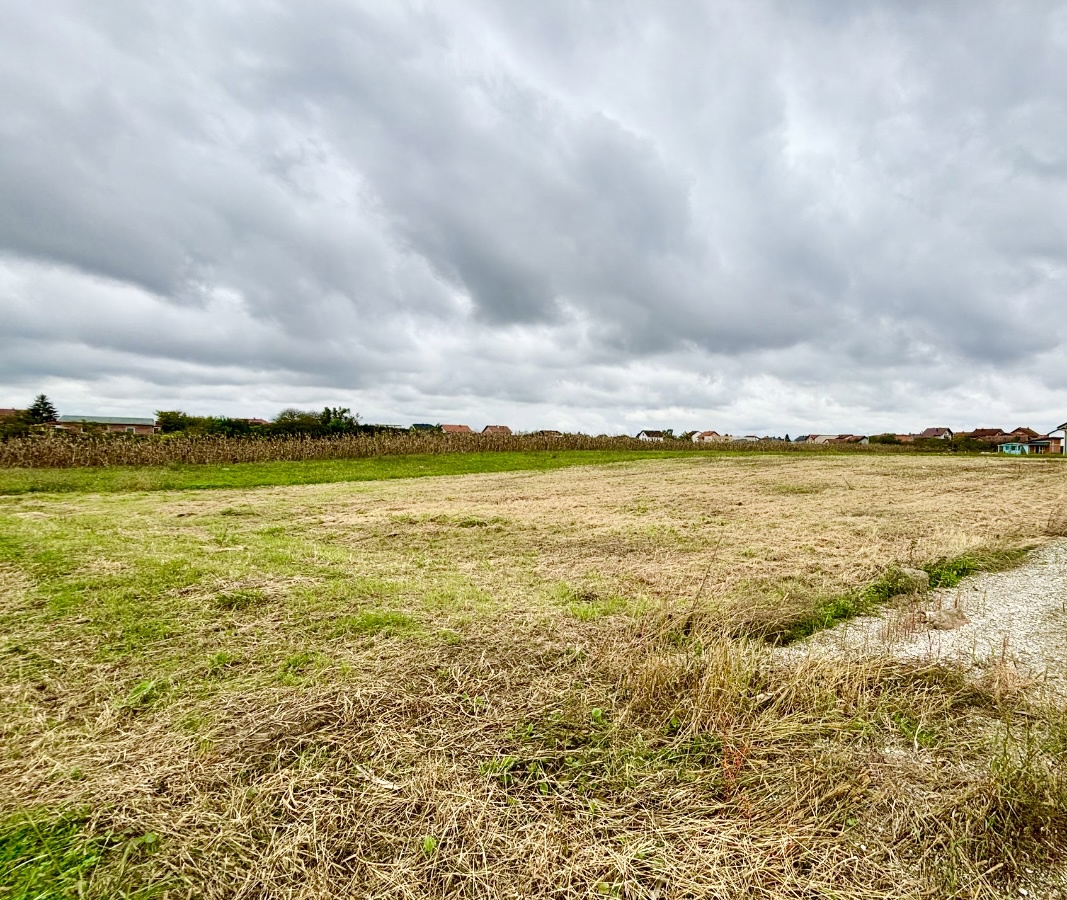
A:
[1, 1, 1065, 434]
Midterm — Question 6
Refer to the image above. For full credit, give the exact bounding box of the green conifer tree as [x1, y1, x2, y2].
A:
[27, 394, 58, 424]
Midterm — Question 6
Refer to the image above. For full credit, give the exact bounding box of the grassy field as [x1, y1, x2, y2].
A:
[1, 452, 1066, 897]
[0, 449, 720, 495]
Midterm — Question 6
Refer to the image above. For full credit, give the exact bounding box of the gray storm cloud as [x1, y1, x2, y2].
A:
[0, 0, 1065, 433]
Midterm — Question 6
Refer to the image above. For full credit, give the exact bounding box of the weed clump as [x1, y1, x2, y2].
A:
[326, 610, 415, 637]
[0, 810, 160, 898]
[922, 547, 1030, 588]
[214, 588, 267, 610]
[0, 811, 105, 897]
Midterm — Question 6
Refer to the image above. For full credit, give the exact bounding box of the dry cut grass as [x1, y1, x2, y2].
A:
[1, 453, 1066, 898]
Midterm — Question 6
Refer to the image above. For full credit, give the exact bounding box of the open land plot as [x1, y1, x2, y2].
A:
[0, 448, 711, 495]
[1, 452, 1066, 898]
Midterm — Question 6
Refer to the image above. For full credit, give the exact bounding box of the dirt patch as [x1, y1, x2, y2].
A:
[791, 540, 1067, 698]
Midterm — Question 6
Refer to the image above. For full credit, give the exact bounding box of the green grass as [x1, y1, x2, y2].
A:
[765, 549, 1033, 644]
[0, 450, 710, 495]
[550, 582, 633, 621]
[923, 547, 1031, 587]
[325, 610, 417, 637]
[0, 811, 104, 899]
[0, 809, 161, 899]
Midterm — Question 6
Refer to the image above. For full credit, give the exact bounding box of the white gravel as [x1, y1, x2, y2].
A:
[788, 541, 1067, 698]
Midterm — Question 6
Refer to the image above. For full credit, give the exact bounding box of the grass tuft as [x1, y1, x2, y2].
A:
[0, 811, 104, 899]
[214, 588, 267, 610]
[0, 810, 162, 899]
[326, 610, 416, 637]
[121, 679, 169, 710]
[922, 547, 1031, 588]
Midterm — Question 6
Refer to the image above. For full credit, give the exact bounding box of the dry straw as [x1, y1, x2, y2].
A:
[0, 431, 889, 469]
[2, 455, 1066, 896]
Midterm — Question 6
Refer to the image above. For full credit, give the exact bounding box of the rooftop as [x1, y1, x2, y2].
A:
[57, 415, 157, 426]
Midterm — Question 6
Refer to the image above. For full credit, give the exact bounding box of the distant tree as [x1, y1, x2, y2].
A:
[949, 434, 990, 453]
[320, 407, 360, 432]
[157, 411, 254, 437]
[27, 394, 58, 424]
[911, 437, 952, 453]
[274, 408, 318, 424]
[156, 410, 192, 433]
[270, 408, 328, 436]
[258, 407, 364, 436]
[196, 416, 251, 437]
[678, 430, 697, 441]
[0, 411, 31, 439]
[869, 433, 902, 445]
[784, 434, 791, 442]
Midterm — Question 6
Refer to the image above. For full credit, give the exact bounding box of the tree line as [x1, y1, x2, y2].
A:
[1, 396, 405, 440]
[155, 407, 389, 438]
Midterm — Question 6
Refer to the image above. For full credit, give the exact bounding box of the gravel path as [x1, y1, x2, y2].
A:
[791, 541, 1067, 698]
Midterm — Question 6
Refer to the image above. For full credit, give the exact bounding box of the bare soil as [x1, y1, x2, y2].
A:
[792, 540, 1067, 700]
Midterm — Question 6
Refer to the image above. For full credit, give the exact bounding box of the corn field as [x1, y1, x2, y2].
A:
[0, 432, 895, 469]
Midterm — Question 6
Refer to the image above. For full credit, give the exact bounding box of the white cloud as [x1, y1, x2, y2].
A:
[1, 1, 1065, 432]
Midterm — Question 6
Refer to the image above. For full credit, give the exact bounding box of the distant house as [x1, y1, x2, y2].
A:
[481, 425, 512, 435]
[534, 430, 563, 437]
[1028, 436, 1062, 454]
[1006, 426, 1040, 442]
[410, 423, 437, 432]
[1054, 422, 1067, 455]
[55, 415, 159, 435]
[693, 430, 726, 443]
[637, 430, 665, 442]
[966, 428, 1008, 445]
[804, 433, 867, 445]
[0, 408, 21, 419]
[441, 424, 473, 434]
[238, 418, 269, 426]
[1011, 435, 1062, 455]
[918, 428, 953, 440]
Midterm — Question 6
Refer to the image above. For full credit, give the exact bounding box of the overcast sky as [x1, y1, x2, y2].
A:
[2, 1, 1065, 435]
